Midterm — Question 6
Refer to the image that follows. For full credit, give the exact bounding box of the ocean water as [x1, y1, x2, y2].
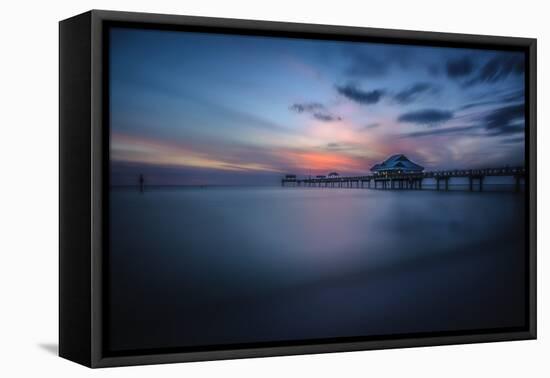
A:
[108, 187, 527, 352]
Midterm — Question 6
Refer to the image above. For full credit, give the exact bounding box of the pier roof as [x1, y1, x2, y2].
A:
[371, 154, 424, 173]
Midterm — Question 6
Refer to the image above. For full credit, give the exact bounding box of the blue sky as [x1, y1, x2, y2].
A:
[109, 27, 525, 186]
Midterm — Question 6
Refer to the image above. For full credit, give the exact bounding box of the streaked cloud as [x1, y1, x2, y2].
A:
[393, 82, 440, 104]
[466, 54, 524, 86]
[401, 125, 481, 138]
[290, 102, 342, 122]
[458, 89, 524, 110]
[112, 132, 283, 173]
[445, 53, 524, 87]
[483, 104, 525, 135]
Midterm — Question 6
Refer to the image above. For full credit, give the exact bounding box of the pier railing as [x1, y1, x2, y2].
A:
[282, 166, 526, 192]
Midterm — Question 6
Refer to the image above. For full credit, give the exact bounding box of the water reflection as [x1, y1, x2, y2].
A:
[109, 187, 526, 351]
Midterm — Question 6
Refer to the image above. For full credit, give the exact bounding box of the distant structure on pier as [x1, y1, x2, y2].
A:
[328, 172, 339, 177]
[371, 154, 424, 175]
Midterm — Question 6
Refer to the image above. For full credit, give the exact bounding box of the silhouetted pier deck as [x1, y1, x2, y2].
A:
[282, 166, 526, 192]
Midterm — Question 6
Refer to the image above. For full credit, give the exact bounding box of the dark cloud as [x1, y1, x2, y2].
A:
[402, 104, 526, 138]
[499, 89, 525, 103]
[362, 122, 380, 130]
[345, 51, 388, 77]
[394, 83, 439, 104]
[486, 124, 525, 136]
[501, 136, 525, 144]
[313, 113, 341, 122]
[324, 142, 354, 151]
[320, 142, 357, 152]
[445, 54, 524, 87]
[290, 102, 324, 113]
[466, 54, 524, 86]
[398, 109, 454, 126]
[336, 84, 385, 105]
[446, 56, 474, 78]
[402, 125, 480, 138]
[483, 104, 525, 135]
[458, 89, 524, 110]
[290, 102, 341, 122]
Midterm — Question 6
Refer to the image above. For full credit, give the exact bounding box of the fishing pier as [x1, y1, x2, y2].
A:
[282, 166, 526, 192]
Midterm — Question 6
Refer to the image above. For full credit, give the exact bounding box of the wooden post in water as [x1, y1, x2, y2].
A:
[139, 174, 145, 193]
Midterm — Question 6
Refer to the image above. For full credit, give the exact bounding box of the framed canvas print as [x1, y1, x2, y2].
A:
[59, 10, 536, 368]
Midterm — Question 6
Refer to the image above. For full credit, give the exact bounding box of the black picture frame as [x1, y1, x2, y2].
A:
[59, 9, 537, 368]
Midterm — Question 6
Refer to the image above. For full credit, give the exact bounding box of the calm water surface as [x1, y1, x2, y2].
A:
[109, 187, 526, 351]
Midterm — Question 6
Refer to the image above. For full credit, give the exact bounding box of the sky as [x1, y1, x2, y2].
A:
[109, 27, 526, 186]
